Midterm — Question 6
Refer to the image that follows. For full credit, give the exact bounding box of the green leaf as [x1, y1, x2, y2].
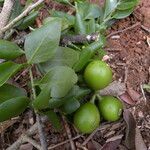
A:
[75, 3, 86, 35]
[50, 10, 75, 26]
[39, 66, 78, 98]
[24, 18, 61, 64]
[49, 97, 65, 109]
[103, 0, 118, 18]
[73, 35, 106, 72]
[113, 7, 134, 19]
[42, 110, 62, 130]
[49, 85, 91, 109]
[43, 17, 70, 31]
[0, 96, 29, 122]
[61, 97, 80, 114]
[66, 85, 91, 99]
[97, 48, 107, 60]
[10, 0, 23, 20]
[24, 0, 33, 8]
[40, 47, 79, 72]
[117, 0, 139, 10]
[33, 84, 51, 110]
[55, 0, 70, 4]
[17, 11, 38, 30]
[0, 62, 23, 87]
[0, 40, 24, 60]
[84, 4, 102, 20]
[45, 14, 72, 31]
[0, 83, 26, 104]
[85, 19, 96, 34]
[143, 84, 150, 93]
[78, 2, 102, 20]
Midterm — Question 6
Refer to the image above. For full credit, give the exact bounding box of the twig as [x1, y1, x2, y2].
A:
[36, 114, 48, 150]
[124, 66, 128, 84]
[14, 68, 29, 81]
[76, 143, 88, 150]
[6, 135, 24, 150]
[29, 68, 48, 150]
[24, 135, 41, 150]
[48, 135, 81, 150]
[62, 116, 76, 150]
[6, 122, 38, 150]
[0, 0, 44, 36]
[140, 84, 147, 105]
[6, 117, 48, 150]
[61, 33, 99, 46]
[106, 22, 140, 38]
[82, 122, 118, 146]
[82, 127, 100, 146]
[141, 25, 150, 33]
[0, 0, 14, 38]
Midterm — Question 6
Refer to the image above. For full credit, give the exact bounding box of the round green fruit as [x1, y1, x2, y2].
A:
[74, 102, 100, 134]
[98, 96, 123, 121]
[84, 60, 112, 90]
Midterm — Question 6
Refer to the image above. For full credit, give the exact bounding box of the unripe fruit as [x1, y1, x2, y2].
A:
[98, 96, 123, 121]
[84, 60, 112, 90]
[74, 102, 100, 134]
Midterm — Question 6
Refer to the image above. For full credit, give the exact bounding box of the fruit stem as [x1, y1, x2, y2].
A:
[96, 94, 102, 101]
[90, 94, 96, 104]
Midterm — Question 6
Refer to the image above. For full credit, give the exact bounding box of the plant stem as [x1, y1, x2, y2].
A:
[66, 1, 75, 8]
[29, 67, 48, 150]
[29, 67, 36, 99]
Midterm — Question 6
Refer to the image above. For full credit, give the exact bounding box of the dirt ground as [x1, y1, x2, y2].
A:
[106, 0, 150, 148]
[0, 0, 150, 149]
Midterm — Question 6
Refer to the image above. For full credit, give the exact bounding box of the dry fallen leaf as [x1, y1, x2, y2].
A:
[127, 85, 141, 102]
[20, 143, 33, 150]
[100, 135, 122, 150]
[91, 140, 102, 150]
[119, 92, 136, 105]
[135, 127, 147, 150]
[123, 109, 136, 149]
[87, 141, 98, 150]
[99, 81, 126, 97]
[118, 145, 128, 150]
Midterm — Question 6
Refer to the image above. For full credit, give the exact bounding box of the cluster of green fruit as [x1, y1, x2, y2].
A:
[73, 60, 123, 134]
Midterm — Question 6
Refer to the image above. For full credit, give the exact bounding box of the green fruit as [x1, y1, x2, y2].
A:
[84, 60, 112, 90]
[74, 102, 100, 134]
[98, 96, 123, 121]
